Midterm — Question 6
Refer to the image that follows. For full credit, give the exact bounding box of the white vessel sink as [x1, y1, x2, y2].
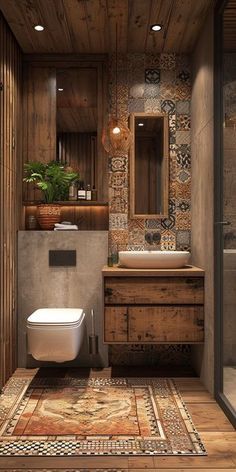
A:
[118, 251, 191, 269]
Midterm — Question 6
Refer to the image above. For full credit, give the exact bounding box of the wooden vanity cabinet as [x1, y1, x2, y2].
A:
[102, 267, 205, 344]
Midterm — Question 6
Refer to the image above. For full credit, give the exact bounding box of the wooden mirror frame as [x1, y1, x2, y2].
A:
[129, 112, 169, 220]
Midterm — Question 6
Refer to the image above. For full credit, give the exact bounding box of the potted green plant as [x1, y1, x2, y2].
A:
[24, 161, 79, 230]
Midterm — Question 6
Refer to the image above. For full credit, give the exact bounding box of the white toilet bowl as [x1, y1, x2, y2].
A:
[27, 308, 85, 362]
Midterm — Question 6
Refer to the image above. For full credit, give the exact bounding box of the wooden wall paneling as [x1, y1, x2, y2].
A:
[0, 13, 22, 388]
[23, 64, 56, 201]
[97, 61, 108, 202]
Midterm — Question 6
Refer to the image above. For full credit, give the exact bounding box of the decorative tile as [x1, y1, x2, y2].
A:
[159, 83, 176, 100]
[145, 54, 161, 69]
[171, 181, 191, 200]
[177, 115, 191, 130]
[128, 229, 145, 245]
[109, 230, 129, 247]
[161, 230, 176, 250]
[109, 172, 128, 189]
[177, 69, 191, 84]
[177, 200, 191, 212]
[144, 83, 160, 98]
[176, 100, 190, 115]
[175, 82, 191, 100]
[169, 114, 176, 144]
[177, 169, 191, 183]
[128, 219, 145, 231]
[169, 198, 176, 214]
[128, 99, 145, 113]
[176, 144, 191, 169]
[176, 230, 191, 251]
[160, 53, 176, 70]
[109, 213, 128, 230]
[144, 99, 161, 113]
[145, 219, 162, 229]
[161, 70, 176, 83]
[145, 69, 160, 84]
[161, 215, 175, 230]
[161, 99, 176, 114]
[129, 84, 145, 99]
[176, 131, 190, 145]
[175, 211, 191, 230]
[126, 244, 145, 251]
[109, 156, 128, 173]
[110, 189, 128, 213]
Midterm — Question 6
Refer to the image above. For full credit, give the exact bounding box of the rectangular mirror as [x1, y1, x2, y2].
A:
[130, 113, 169, 219]
[56, 67, 97, 190]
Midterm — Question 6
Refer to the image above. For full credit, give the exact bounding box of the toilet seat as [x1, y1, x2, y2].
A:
[27, 308, 84, 327]
[27, 308, 85, 362]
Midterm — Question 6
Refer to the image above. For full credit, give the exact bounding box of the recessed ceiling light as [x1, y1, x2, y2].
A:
[34, 25, 44, 31]
[58, 88, 64, 92]
[138, 122, 144, 127]
[150, 24, 162, 32]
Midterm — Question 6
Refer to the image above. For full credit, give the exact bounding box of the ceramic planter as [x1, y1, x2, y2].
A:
[36, 204, 61, 230]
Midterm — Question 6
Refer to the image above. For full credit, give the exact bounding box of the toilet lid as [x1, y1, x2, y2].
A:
[27, 308, 84, 326]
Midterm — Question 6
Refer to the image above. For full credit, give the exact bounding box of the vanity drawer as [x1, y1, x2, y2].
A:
[104, 277, 204, 305]
[128, 305, 204, 343]
[104, 307, 128, 342]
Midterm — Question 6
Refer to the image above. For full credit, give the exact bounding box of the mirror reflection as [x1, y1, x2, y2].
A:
[130, 113, 169, 218]
[56, 68, 97, 191]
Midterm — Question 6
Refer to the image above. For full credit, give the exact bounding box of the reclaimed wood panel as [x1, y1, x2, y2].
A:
[0, 13, 22, 388]
[104, 307, 128, 342]
[0, 0, 212, 54]
[128, 306, 204, 343]
[104, 277, 204, 305]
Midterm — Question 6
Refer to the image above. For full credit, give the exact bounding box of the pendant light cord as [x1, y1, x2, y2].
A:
[115, 22, 118, 122]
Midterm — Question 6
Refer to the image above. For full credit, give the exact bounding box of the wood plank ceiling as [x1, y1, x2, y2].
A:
[0, 0, 213, 54]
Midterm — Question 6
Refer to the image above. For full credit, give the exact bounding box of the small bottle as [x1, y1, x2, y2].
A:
[77, 181, 86, 200]
[86, 184, 92, 201]
[69, 182, 77, 201]
[91, 185, 97, 201]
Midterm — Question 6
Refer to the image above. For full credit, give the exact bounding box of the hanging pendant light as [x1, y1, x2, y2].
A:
[102, 24, 131, 155]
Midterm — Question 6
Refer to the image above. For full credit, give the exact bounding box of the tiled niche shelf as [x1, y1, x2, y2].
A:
[23, 201, 109, 231]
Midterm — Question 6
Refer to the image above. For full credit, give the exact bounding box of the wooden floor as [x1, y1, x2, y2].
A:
[0, 367, 236, 471]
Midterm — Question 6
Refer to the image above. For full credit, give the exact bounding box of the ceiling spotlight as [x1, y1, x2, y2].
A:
[150, 24, 162, 32]
[57, 88, 64, 92]
[34, 25, 44, 31]
[138, 122, 144, 127]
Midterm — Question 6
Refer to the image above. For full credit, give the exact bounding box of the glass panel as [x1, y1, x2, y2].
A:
[222, 7, 236, 412]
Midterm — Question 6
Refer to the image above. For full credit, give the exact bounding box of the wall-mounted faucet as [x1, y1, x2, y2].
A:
[145, 232, 161, 245]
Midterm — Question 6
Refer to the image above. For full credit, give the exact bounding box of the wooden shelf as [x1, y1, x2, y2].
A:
[23, 201, 108, 207]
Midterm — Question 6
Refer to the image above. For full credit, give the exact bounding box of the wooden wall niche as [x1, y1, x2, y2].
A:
[0, 13, 22, 387]
[23, 56, 108, 205]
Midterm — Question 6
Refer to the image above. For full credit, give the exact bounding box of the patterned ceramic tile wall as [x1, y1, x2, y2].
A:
[108, 53, 191, 366]
[108, 53, 191, 253]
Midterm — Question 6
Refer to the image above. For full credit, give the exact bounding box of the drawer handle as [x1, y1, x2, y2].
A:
[105, 287, 113, 296]
[196, 318, 204, 327]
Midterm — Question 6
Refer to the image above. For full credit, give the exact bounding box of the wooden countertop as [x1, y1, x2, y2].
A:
[102, 265, 205, 277]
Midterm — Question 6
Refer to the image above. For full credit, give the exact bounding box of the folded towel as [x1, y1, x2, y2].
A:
[55, 221, 73, 228]
[54, 224, 78, 231]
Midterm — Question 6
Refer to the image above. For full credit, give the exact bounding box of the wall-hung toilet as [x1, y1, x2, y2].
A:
[27, 308, 85, 362]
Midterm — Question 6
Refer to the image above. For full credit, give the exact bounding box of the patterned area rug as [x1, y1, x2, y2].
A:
[0, 376, 206, 456]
